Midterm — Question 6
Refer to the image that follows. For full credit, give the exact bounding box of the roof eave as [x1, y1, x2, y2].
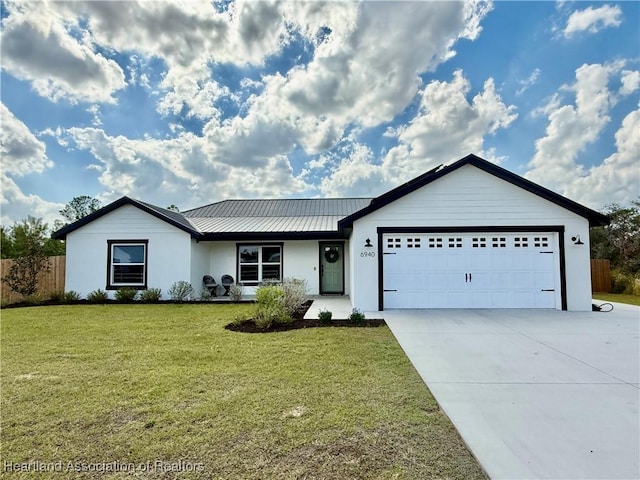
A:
[51, 196, 202, 240]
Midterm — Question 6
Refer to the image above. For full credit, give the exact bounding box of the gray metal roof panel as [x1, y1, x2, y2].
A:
[137, 200, 199, 232]
[183, 198, 372, 218]
[189, 215, 346, 233]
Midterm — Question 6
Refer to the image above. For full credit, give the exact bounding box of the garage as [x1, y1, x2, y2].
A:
[339, 155, 609, 311]
[382, 231, 562, 309]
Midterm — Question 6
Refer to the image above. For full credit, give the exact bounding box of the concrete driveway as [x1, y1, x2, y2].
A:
[384, 303, 639, 480]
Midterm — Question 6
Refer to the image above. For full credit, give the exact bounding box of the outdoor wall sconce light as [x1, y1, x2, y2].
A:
[571, 235, 584, 245]
[364, 238, 373, 247]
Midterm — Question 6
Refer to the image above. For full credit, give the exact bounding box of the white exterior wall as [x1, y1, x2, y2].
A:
[190, 240, 211, 296]
[350, 165, 593, 311]
[64, 205, 192, 299]
[206, 239, 349, 296]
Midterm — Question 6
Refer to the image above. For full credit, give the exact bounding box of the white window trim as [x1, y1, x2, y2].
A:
[237, 243, 283, 285]
[107, 240, 148, 289]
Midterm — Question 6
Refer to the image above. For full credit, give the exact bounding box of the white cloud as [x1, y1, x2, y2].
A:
[156, 65, 231, 121]
[0, 174, 63, 227]
[61, 127, 311, 209]
[382, 71, 517, 179]
[208, 0, 495, 169]
[516, 68, 541, 96]
[564, 4, 622, 37]
[0, 1, 126, 104]
[525, 62, 638, 208]
[319, 144, 386, 198]
[320, 70, 517, 197]
[0, 104, 61, 225]
[280, 1, 492, 132]
[0, 103, 53, 176]
[562, 107, 640, 208]
[620, 70, 640, 96]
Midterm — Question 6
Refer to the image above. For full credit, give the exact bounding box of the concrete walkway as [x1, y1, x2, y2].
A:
[304, 296, 382, 320]
[384, 303, 640, 480]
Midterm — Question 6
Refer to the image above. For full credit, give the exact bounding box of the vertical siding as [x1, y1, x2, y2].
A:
[590, 259, 611, 293]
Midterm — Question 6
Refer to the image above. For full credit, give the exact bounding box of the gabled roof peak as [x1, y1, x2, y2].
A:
[340, 154, 609, 228]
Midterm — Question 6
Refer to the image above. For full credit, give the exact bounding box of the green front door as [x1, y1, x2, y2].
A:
[320, 243, 344, 294]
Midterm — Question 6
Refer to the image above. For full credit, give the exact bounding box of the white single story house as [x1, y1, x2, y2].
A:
[53, 154, 609, 311]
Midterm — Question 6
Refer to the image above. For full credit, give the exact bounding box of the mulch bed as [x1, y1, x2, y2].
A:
[225, 300, 386, 333]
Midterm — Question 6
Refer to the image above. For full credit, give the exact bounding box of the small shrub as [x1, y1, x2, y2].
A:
[63, 291, 81, 302]
[199, 287, 213, 301]
[48, 290, 65, 303]
[115, 287, 139, 302]
[168, 281, 194, 302]
[255, 284, 291, 328]
[318, 308, 332, 323]
[230, 313, 248, 326]
[611, 269, 640, 295]
[349, 307, 366, 323]
[24, 293, 45, 305]
[229, 283, 244, 302]
[87, 289, 109, 303]
[281, 278, 308, 316]
[139, 288, 162, 303]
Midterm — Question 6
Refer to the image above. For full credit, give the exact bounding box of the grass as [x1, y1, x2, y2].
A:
[592, 293, 640, 306]
[1, 305, 485, 479]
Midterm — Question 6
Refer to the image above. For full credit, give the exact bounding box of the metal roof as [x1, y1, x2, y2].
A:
[137, 200, 199, 232]
[182, 198, 373, 236]
[188, 215, 348, 234]
[183, 198, 372, 219]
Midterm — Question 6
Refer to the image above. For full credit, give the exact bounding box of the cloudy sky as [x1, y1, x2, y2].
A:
[1, 0, 638, 227]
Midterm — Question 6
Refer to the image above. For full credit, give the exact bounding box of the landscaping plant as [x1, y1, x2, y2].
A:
[115, 287, 139, 302]
[318, 308, 333, 323]
[254, 283, 290, 329]
[229, 282, 244, 302]
[280, 278, 308, 316]
[139, 288, 162, 303]
[63, 291, 81, 302]
[349, 307, 366, 323]
[168, 281, 194, 302]
[87, 289, 109, 303]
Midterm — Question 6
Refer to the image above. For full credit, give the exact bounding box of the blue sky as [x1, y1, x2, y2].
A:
[1, 0, 638, 227]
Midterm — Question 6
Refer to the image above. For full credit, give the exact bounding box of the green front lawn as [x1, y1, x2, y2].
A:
[592, 293, 640, 306]
[1, 305, 485, 479]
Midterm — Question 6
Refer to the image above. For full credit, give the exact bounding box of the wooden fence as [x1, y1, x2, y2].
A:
[591, 259, 611, 293]
[0, 256, 65, 304]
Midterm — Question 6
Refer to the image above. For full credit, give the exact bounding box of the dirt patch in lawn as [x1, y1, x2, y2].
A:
[225, 300, 386, 333]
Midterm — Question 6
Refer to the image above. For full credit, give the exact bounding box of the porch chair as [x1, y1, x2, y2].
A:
[221, 274, 234, 296]
[203, 275, 219, 297]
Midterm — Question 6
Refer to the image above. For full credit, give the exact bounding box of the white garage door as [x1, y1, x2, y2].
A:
[383, 233, 559, 309]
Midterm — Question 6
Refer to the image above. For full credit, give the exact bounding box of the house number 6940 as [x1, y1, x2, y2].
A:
[360, 251, 376, 258]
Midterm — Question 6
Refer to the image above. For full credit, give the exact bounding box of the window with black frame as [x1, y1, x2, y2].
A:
[107, 240, 147, 289]
[238, 244, 282, 284]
